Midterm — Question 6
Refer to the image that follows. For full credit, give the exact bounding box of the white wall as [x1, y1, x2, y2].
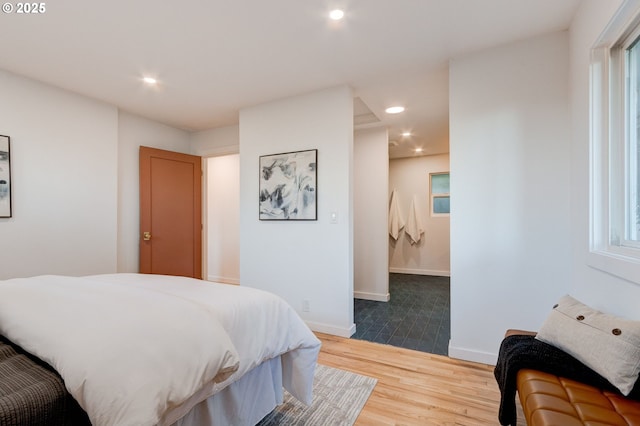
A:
[389, 154, 450, 276]
[354, 128, 389, 301]
[0, 70, 118, 279]
[206, 154, 240, 284]
[0, 69, 118, 279]
[239, 86, 355, 337]
[116, 111, 191, 273]
[569, 0, 640, 318]
[449, 32, 572, 364]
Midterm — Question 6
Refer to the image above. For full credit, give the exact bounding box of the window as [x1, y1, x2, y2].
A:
[590, 1, 640, 285]
[624, 37, 640, 247]
[430, 172, 450, 216]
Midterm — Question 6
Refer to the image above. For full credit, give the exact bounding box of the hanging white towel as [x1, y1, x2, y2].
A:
[388, 189, 405, 240]
[405, 195, 424, 244]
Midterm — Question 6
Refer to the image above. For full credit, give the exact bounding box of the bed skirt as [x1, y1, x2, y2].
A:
[172, 356, 284, 426]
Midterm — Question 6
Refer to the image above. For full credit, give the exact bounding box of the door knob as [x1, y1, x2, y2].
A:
[143, 231, 151, 241]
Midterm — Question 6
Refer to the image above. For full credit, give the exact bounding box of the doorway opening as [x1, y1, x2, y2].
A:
[203, 153, 240, 285]
[353, 153, 451, 356]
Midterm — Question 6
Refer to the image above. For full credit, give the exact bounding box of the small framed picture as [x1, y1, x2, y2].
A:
[0, 135, 11, 218]
[259, 149, 317, 220]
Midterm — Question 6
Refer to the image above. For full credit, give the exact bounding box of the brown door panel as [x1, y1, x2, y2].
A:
[139, 146, 202, 279]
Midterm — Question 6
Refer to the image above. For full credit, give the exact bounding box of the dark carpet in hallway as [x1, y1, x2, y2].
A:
[353, 273, 450, 356]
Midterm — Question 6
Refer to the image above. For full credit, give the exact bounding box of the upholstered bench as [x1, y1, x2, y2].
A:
[0, 336, 90, 425]
[517, 367, 640, 425]
[496, 296, 640, 425]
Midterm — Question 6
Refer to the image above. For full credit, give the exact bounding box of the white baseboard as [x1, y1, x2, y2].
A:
[207, 275, 240, 285]
[389, 267, 450, 277]
[306, 320, 356, 338]
[448, 341, 497, 365]
[354, 291, 390, 302]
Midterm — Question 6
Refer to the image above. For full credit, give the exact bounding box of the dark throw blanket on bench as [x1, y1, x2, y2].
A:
[0, 336, 90, 426]
[494, 334, 640, 426]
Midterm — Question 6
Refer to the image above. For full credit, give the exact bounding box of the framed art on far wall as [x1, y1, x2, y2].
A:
[0, 135, 10, 218]
[259, 149, 317, 220]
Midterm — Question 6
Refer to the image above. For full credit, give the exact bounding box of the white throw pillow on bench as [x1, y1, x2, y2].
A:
[535, 295, 640, 396]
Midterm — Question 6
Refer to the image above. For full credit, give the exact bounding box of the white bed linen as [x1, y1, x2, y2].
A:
[0, 274, 240, 426]
[84, 273, 322, 424]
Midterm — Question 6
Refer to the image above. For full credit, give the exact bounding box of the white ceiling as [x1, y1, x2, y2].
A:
[0, 0, 581, 159]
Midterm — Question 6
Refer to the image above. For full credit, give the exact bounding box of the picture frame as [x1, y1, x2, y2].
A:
[0, 135, 11, 218]
[259, 149, 317, 220]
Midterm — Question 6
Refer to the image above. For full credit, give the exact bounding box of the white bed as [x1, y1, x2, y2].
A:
[0, 273, 321, 426]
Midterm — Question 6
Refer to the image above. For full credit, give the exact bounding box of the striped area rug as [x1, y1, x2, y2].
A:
[257, 364, 377, 426]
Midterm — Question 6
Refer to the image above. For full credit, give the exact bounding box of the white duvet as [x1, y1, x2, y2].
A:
[0, 274, 321, 426]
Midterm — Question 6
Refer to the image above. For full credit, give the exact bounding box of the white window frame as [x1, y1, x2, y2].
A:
[623, 33, 640, 248]
[589, 0, 640, 285]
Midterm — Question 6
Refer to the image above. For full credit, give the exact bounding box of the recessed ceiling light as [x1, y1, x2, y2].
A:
[415, 148, 423, 153]
[329, 9, 344, 20]
[385, 106, 405, 114]
[142, 76, 157, 85]
[402, 131, 411, 137]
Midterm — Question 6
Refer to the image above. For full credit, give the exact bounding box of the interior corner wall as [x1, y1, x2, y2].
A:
[239, 86, 355, 337]
[388, 154, 450, 277]
[354, 127, 389, 301]
[0, 69, 118, 279]
[568, 0, 640, 319]
[116, 111, 191, 273]
[449, 31, 572, 364]
[190, 125, 240, 157]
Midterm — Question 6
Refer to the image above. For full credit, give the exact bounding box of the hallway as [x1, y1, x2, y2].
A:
[352, 274, 450, 356]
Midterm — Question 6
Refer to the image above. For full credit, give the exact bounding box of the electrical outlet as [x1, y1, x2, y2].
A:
[302, 299, 310, 312]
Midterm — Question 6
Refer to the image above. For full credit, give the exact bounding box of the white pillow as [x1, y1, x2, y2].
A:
[535, 295, 640, 395]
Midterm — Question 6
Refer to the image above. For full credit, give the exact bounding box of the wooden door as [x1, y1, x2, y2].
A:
[139, 146, 202, 279]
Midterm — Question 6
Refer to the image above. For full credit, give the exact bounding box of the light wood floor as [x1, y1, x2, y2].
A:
[316, 333, 525, 425]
